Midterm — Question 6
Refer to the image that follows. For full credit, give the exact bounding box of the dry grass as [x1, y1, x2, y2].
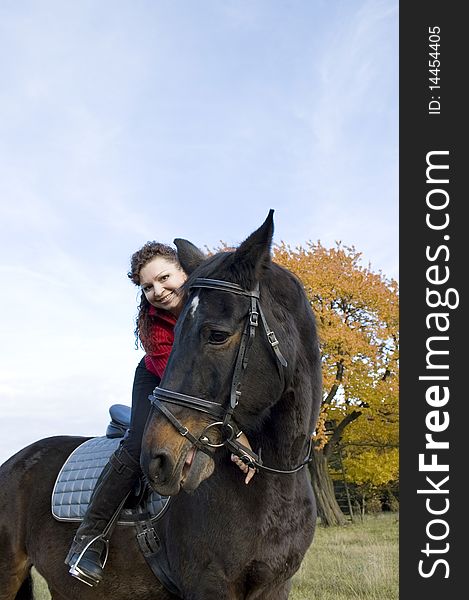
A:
[291, 512, 399, 600]
[33, 512, 398, 599]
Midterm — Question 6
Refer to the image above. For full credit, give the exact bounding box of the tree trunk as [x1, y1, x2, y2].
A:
[309, 447, 347, 527]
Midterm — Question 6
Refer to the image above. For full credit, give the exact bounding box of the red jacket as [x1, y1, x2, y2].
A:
[143, 307, 177, 379]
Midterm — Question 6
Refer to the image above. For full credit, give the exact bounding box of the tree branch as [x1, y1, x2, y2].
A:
[323, 360, 344, 405]
[342, 442, 399, 449]
[324, 410, 362, 458]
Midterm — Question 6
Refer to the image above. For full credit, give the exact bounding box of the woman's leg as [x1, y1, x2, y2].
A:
[66, 358, 160, 586]
[120, 357, 161, 460]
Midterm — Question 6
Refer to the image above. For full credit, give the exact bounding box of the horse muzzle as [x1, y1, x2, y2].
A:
[141, 425, 216, 496]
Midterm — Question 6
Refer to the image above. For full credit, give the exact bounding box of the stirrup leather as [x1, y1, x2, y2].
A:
[68, 535, 109, 587]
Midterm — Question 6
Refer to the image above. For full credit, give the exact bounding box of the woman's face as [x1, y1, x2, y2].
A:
[139, 256, 187, 316]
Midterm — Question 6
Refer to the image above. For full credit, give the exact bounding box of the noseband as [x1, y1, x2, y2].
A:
[149, 277, 312, 475]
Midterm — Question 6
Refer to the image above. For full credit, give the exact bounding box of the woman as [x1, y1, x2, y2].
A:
[65, 242, 254, 587]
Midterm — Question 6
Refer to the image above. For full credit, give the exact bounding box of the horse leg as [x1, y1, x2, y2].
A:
[0, 540, 32, 600]
[0, 449, 36, 600]
[14, 573, 33, 600]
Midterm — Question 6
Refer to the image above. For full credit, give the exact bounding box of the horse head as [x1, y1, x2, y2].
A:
[140, 210, 321, 496]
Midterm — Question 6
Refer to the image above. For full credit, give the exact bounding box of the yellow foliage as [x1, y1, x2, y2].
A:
[273, 241, 399, 487]
[342, 448, 399, 486]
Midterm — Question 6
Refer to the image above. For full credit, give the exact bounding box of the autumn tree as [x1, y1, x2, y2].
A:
[273, 242, 399, 526]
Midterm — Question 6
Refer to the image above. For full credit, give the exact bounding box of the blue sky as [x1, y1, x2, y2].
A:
[0, 0, 398, 465]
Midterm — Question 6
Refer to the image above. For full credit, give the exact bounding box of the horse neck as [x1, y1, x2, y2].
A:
[255, 384, 313, 472]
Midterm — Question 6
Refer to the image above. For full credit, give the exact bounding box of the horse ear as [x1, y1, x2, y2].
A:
[174, 239, 206, 274]
[232, 209, 274, 285]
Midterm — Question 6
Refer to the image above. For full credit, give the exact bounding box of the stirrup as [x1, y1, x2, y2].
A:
[69, 563, 101, 587]
[68, 535, 109, 587]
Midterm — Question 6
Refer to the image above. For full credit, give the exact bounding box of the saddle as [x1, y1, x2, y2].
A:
[52, 404, 170, 527]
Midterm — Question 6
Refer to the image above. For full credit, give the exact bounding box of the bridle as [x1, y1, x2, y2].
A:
[149, 277, 312, 475]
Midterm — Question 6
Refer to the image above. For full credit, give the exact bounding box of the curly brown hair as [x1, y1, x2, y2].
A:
[128, 241, 183, 350]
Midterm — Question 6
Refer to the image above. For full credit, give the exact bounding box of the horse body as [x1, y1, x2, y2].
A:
[0, 211, 322, 599]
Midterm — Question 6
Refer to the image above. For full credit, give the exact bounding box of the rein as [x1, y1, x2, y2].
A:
[149, 277, 312, 475]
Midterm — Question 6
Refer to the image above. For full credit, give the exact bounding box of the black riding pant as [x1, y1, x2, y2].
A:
[120, 357, 160, 461]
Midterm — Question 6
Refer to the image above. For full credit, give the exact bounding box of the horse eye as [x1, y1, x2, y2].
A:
[208, 331, 230, 344]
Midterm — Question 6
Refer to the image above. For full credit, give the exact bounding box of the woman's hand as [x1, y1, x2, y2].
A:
[231, 432, 256, 485]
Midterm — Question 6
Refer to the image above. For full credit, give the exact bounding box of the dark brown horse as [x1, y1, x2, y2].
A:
[0, 211, 322, 599]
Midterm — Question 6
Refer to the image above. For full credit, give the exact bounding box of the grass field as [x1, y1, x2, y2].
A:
[32, 512, 398, 599]
[291, 513, 398, 600]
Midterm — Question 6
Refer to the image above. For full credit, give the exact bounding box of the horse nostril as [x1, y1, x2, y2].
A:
[148, 450, 172, 483]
